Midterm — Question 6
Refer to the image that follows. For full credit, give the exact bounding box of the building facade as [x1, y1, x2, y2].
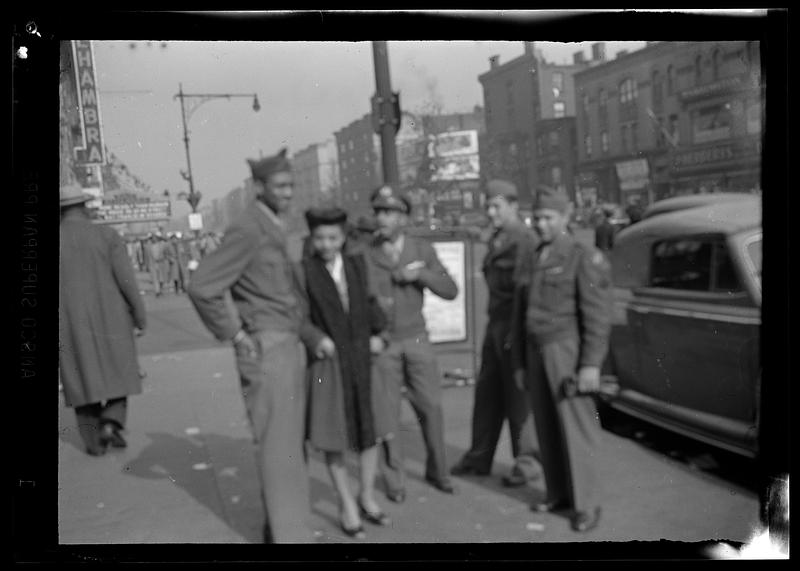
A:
[292, 139, 340, 215]
[479, 42, 596, 206]
[574, 41, 762, 209]
[334, 114, 383, 218]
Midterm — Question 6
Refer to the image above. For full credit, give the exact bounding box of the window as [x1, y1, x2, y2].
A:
[551, 166, 562, 186]
[549, 131, 560, 150]
[746, 99, 762, 135]
[746, 236, 762, 289]
[667, 64, 676, 96]
[694, 54, 703, 85]
[619, 78, 638, 104]
[631, 122, 638, 151]
[552, 72, 564, 92]
[692, 102, 733, 144]
[537, 135, 544, 157]
[651, 70, 663, 110]
[668, 114, 680, 146]
[582, 92, 590, 116]
[712, 48, 722, 81]
[554, 101, 565, 118]
[650, 238, 742, 292]
[601, 130, 609, 153]
[599, 88, 608, 110]
[621, 124, 629, 152]
[584, 134, 592, 158]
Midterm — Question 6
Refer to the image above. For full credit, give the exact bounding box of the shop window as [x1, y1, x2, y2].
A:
[554, 101, 565, 118]
[692, 102, 733, 144]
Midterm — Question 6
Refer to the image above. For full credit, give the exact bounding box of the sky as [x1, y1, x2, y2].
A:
[93, 40, 646, 218]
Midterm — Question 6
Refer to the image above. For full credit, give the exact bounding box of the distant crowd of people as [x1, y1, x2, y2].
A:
[124, 231, 222, 296]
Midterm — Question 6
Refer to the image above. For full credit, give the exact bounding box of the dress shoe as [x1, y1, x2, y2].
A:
[262, 523, 274, 544]
[450, 463, 490, 477]
[571, 507, 602, 532]
[530, 498, 571, 513]
[426, 477, 459, 495]
[358, 500, 392, 526]
[339, 519, 366, 539]
[100, 424, 127, 449]
[385, 488, 406, 504]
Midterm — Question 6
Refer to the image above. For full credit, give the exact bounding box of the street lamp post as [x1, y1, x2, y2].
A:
[174, 83, 261, 215]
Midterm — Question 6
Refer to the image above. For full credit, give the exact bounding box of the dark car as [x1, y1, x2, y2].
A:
[601, 193, 761, 458]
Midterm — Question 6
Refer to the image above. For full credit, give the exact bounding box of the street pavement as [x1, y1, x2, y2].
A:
[58, 284, 761, 549]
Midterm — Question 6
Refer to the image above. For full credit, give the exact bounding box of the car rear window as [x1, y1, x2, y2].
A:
[650, 237, 742, 292]
[746, 237, 762, 287]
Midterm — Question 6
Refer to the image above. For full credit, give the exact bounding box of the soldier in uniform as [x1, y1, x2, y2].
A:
[511, 185, 613, 533]
[451, 180, 543, 487]
[188, 148, 316, 543]
[366, 184, 460, 502]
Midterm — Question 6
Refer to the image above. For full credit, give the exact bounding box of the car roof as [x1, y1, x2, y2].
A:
[622, 194, 760, 240]
[610, 194, 761, 289]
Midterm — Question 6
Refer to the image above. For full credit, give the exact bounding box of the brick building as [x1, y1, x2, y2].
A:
[574, 41, 762, 209]
[478, 42, 596, 206]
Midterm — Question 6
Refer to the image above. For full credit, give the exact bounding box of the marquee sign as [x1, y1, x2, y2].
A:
[72, 40, 105, 165]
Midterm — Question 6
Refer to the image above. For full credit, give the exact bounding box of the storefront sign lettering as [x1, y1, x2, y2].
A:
[72, 40, 105, 165]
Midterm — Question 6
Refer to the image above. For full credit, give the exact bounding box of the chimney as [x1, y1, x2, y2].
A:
[523, 41, 535, 56]
[591, 42, 606, 62]
[489, 55, 500, 69]
[573, 51, 586, 65]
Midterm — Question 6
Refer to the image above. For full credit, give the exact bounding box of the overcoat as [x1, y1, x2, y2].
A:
[59, 214, 147, 407]
[299, 252, 390, 452]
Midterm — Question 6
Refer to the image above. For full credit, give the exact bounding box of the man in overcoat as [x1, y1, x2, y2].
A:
[510, 185, 613, 533]
[59, 183, 147, 456]
[451, 180, 543, 487]
[188, 148, 321, 543]
[365, 184, 460, 502]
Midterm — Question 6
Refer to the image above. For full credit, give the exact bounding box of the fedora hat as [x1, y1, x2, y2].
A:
[60, 182, 94, 208]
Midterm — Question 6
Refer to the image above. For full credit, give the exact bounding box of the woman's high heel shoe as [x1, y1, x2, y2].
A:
[358, 499, 392, 526]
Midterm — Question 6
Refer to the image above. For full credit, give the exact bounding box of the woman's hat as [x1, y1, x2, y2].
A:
[305, 206, 348, 230]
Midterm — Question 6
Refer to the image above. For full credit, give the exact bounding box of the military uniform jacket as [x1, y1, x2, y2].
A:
[510, 232, 612, 369]
[483, 220, 536, 323]
[187, 202, 306, 342]
[365, 233, 458, 341]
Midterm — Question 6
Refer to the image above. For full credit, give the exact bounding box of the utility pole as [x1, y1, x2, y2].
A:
[371, 41, 400, 186]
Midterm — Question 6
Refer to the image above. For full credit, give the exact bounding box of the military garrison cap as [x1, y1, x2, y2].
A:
[485, 179, 518, 201]
[532, 185, 569, 213]
[247, 148, 291, 182]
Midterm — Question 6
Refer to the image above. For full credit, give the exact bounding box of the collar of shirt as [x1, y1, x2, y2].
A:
[325, 252, 344, 282]
[255, 200, 284, 229]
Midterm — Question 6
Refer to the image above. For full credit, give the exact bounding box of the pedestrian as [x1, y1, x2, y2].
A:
[143, 234, 162, 296]
[155, 234, 171, 293]
[510, 185, 613, 533]
[298, 206, 393, 539]
[450, 180, 543, 487]
[187, 148, 314, 544]
[365, 184, 460, 502]
[167, 233, 188, 293]
[59, 182, 147, 456]
[625, 202, 644, 226]
[594, 206, 616, 252]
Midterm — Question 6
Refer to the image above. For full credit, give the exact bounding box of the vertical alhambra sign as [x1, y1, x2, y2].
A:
[71, 40, 105, 165]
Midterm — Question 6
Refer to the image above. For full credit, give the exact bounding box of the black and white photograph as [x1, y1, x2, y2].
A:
[11, 8, 789, 563]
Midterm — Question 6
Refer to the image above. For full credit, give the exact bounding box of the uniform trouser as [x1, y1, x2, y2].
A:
[148, 267, 161, 294]
[375, 334, 449, 491]
[74, 397, 128, 450]
[458, 319, 540, 476]
[234, 330, 311, 543]
[525, 336, 602, 514]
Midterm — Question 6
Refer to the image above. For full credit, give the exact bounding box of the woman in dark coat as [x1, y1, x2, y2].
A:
[59, 185, 147, 456]
[299, 207, 392, 539]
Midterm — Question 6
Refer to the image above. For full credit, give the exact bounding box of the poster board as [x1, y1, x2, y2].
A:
[422, 240, 468, 344]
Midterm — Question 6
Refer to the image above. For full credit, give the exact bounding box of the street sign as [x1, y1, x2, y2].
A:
[188, 213, 203, 231]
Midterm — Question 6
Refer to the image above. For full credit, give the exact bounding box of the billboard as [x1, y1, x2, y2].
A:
[429, 130, 480, 181]
[93, 194, 171, 225]
[422, 241, 467, 343]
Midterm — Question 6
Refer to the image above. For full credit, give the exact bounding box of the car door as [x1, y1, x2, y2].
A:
[629, 233, 760, 447]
